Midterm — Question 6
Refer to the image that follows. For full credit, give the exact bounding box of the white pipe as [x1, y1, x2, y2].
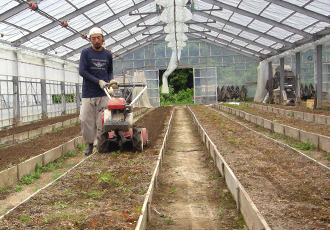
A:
[103, 87, 112, 99]
[130, 86, 147, 106]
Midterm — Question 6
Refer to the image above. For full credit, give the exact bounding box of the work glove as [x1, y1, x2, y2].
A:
[98, 80, 108, 89]
[108, 87, 114, 94]
[110, 79, 119, 89]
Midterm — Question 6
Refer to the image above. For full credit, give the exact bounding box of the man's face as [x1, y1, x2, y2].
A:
[90, 34, 103, 50]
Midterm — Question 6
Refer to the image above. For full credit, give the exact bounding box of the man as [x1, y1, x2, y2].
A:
[79, 27, 113, 155]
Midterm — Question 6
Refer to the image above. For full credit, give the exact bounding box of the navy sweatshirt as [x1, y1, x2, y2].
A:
[79, 47, 113, 98]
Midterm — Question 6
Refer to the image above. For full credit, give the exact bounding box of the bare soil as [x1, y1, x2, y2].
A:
[0, 106, 173, 229]
[253, 101, 330, 116]
[0, 113, 79, 138]
[0, 150, 87, 215]
[0, 108, 144, 138]
[0, 108, 144, 171]
[190, 105, 330, 230]
[0, 125, 82, 172]
[238, 103, 330, 137]
[223, 102, 330, 167]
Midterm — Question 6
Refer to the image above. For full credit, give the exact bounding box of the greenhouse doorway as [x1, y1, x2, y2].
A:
[159, 68, 194, 105]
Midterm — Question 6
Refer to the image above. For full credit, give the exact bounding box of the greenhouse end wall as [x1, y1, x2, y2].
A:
[114, 38, 259, 99]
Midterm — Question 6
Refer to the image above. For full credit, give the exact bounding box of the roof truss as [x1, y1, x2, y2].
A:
[0, 0, 328, 63]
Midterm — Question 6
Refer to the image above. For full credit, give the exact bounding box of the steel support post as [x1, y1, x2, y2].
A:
[12, 51, 21, 125]
[316, 45, 323, 109]
[268, 61, 273, 104]
[13, 76, 20, 125]
[280, 58, 285, 104]
[41, 79, 47, 119]
[295, 52, 301, 105]
[61, 81, 66, 115]
[75, 83, 80, 113]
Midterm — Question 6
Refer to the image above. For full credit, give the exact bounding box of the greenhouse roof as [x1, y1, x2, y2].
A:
[0, 0, 329, 63]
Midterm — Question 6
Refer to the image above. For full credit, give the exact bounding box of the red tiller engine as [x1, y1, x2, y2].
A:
[97, 83, 148, 153]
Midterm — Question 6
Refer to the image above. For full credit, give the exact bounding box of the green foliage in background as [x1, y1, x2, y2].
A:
[160, 86, 194, 105]
[159, 68, 194, 105]
[51, 94, 76, 104]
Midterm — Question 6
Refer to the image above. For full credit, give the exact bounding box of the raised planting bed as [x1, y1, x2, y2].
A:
[0, 113, 79, 140]
[0, 108, 146, 146]
[215, 103, 330, 163]
[189, 105, 330, 229]
[241, 102, 330, 125]
[0, 106, 173, 229]
[247, 102, 330, 116]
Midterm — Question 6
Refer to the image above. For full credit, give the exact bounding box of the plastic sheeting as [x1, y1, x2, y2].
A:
[131, 71, 152, 108]
[156, 0, 192, 93]
[254, 61, 268, 102]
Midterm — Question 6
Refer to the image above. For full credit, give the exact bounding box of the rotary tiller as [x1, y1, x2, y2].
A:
[97, 83, 148, 153]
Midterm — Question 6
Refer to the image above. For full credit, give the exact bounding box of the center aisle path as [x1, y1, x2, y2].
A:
[147, 106, 244, 230]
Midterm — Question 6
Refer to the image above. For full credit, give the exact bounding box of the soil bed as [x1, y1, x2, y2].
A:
[0, 108, 145, 171]
[0, 113, 79, 138]
[0, 108, 143, 139]
[0, 124, 81, 172]
[252, 101, 330, 116]
[219, 104, 330, 166]
[0, 106, 173, 229]
[190, 105, 330, 230]
[224, 103, 330, 138]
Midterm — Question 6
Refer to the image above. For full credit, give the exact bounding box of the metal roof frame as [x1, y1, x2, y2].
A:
[0, 0, 328, 64]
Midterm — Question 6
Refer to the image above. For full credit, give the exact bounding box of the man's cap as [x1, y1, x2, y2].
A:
[89, 27, 103, 37]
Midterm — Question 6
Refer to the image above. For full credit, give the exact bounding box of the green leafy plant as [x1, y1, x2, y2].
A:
[127, 159, 134, 165]
[20, 164, 42, 185]
[20, 215, 30, 223]
[228, 138, 242, 144]
[111, 150, 121, 156]
[34, 185, 40, 192]
[160, 86, 194, 105]
[14, 185, 24, 192]
[123, 187, 132, 194]
[136, 206, 142, 213]
[98, 171, 123, 186]
[165, 219, 174, 225]
[63, 189, 77, 197]
[78, 144, 85, 151]
[288, 141, 316, 151]
[65, 150, 76, 157]
[218, 205, 225, 216]
[169, 188, 177, 194]
[54, 201, 69, 210]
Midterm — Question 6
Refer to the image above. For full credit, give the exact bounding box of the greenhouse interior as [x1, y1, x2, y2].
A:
[0, 0, 330, 229]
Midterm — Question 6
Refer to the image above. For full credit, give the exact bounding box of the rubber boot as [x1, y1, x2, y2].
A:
[85, 143, 93, 156]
